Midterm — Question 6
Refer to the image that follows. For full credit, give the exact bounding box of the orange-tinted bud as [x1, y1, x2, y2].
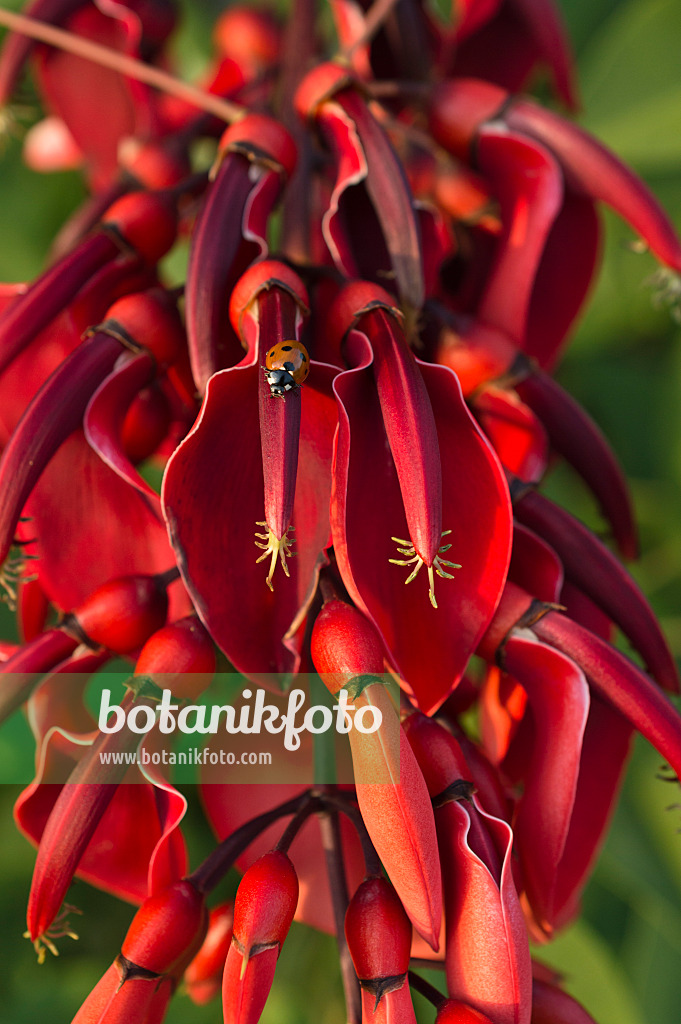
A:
[133, 616, 216, 700]
[102, 191, 178, 264]
[184, 901, 234, 1005]
[428, 80, 508, 162]
[294, 60, 355, 121]
[119, 138, 191, 190]
[217, 114, 297, 180]
[70, 574, 169, 654]
[121, 879, 208, 975]
[212, 6, 280, 71]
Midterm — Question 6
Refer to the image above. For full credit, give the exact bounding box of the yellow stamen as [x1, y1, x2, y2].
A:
[389, 531, 461, 609]
[255, 522, 296, 591]
[25, 903, 81, 963]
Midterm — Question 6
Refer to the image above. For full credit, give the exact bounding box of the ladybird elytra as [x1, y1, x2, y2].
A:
[264, 339, 310, 397]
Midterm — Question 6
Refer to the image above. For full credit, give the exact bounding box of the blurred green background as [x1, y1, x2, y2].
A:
[1, 0, 681, 1021]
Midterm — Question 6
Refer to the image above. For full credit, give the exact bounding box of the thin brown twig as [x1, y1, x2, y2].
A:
[318, 803, 362, 1024]
[343, 0, 403, 59]
[0, 7, 244, 123]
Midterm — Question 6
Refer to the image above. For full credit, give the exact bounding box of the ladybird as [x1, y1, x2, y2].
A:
[264, 340, 310, 398]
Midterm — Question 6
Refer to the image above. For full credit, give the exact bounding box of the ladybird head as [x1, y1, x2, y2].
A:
[264, 366, 296, 398]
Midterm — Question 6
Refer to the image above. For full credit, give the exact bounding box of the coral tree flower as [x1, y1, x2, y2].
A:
[222, 849, 298, 1024]
[311, 595, 442, 949]
[295, 62, 424, 318]
[345, 875, 417, 1024]
[327, 280, 512, 712]
[72, 878, 207, 1023]
[185, 114, 298, 392]
[163, 261, 338, 678]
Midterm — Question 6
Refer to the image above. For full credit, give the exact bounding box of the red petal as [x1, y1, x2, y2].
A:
[84, 351, 162, 508]
[516, 371, 638, 559]
[473, 386, 549, 484]
[531, 978, 600, 1024]
[503, 634, 589, 935]
[515, 490, 678, 691]
[439, 800, 532, 1024]
[476, 129, 563, 345]
[24, 430, 179, 612]
[332, 355, 511, 712]
[162, 363, 336, 678]
[507, 98, 681, 272]
[351, 684, 442, 949]
[533, 611, 681, 785]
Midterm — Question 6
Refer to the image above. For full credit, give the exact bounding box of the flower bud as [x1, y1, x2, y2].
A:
[102, 192, 178, 265]
[435, 1002, 495, 1024]
[68, 574, 169, 654]
[345, 877, 416, 1021]
[311, 598, 386, 695]
[121, 879, 208, 975]
[133, 616, 216, 700]
[222, 850, 298, 1024]
[121, 385, 172, 464]
[72, 963, 173, 1024]
[101, 290, 185, 369]
[184, 901, 234, 1005]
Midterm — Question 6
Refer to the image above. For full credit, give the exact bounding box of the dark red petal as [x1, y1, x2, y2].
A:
[531, 978, 600, 1024]
[524, 192, 601, 368]
[503, 634, 589, 935]
[0, 232, 122, 377]
[516, 371, 638, 559]
[507, 0, 578, 109]
[84, 351, 162, 508]
[0, 333, 122, 568]
[332, 355, 511, 712]
[533, 611, 681, 785]
[475, 128, 563, 344]
[551, 693, 633, 930]
[507, 98, 681, 272]
[186, 116, 296, 392]
[515, 489, 678, 691]
[162, 363, 336, 678]
[509, 522, 563, 604]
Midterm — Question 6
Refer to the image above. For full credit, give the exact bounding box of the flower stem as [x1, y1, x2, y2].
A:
[189, 791, 313, 894]
[408, 970, 447, 1008]
[318, 802, 362, 1024]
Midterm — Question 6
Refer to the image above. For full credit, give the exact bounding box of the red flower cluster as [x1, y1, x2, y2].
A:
[0, 0, 679, 1022]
